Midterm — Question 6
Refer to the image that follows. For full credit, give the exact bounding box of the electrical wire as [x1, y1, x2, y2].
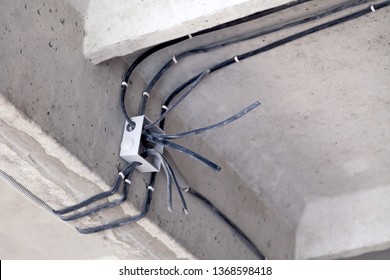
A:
[120, 0, 313, 121]
[149, 101, 261, 139]
[77, 177, 156, 234]
[2, 0, 387, 259]
[142, 149, 174, 212]
[0, 170, 56, 214]
[145, 134, 222, 172]
[158, 1, 389, 124]
[59, 171, 136, 222]
[187, 187, 266, 260]
[163, 156, 189, 214]
[151, 1, 390, 259]
[53, 162, 140, 215]
[141, 0, 371, 114]
[143, 70, 209, 128]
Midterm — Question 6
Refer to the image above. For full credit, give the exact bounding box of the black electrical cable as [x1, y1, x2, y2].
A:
[142, 149, 174, 212]
[142, 149, 189, 213]
[149, 101, 261, 139]
[187, 187, 265, 260]
[152, 1, 390, 259]
[78, 173, 157, 235]
[60, 170, 137, 222]
[76, 149, 191, 234]
[77, 183, 155, 234]
[141, 0, 371, 114]
[53, 162, 140, 215]
[163, 156, 189, 214]
[120, 0, 313, 122]
[145, 134, 222, 172]
[143, 70, 209, 123]
[159, 1, 389, 124]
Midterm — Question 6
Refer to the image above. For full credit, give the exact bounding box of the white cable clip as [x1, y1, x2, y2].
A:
[234, 56, 240, 63]
[147, 185, 154, 192]
[161, 105, 169, 111]
[143, 91, 150, 98]
[172, 55, 178, 64]
[124, 179, 132, 185]
[118, 172, 125, 180]
[121, 81, 128, 88]
[370, 5, 376, 12]
[188, 34, 193, 39]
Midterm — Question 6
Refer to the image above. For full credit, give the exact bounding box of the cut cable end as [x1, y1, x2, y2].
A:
[167, 206, 172, 212]
[183, 208, 189, 215]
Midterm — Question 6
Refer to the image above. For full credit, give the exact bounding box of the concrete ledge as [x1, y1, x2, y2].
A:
[0, 94, 193, 259]
[84, 0, 292, 64]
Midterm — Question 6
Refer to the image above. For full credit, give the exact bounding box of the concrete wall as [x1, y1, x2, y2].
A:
[2, 0, 390, 260]
[84, 0, 292, 64]
[0, 0, 273, 259]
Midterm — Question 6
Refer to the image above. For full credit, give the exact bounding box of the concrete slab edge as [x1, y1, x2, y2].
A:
[0, 93, 194, 259]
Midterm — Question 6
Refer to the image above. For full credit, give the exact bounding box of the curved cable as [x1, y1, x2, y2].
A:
[59, 169, 137, 221]
[143, 70, 209, 128]
[53, 162, 140, 215]
[141, 149, 175, 211]
[145, 134, 222, 172]
[188, 187, 265, 260]
[121, 0, 313, 121]
[142, 0, 370, 110]
[162, 156, 189, 214]
[0, 170, 56, 214]
[160, 2, 388, 121]
[151, 101, 260, 140]
[77, 183, 155, 234]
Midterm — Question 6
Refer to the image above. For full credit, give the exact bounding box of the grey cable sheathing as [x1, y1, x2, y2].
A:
[0, 170, 55, 214]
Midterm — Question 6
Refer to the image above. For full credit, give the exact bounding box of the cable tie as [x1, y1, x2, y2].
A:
[124, 179, 132, 185]
[143, 91, 150, 98]
[147, 186, 154, 192]
[188, 34, 193, 39]
[172, 55, 178, 64]
[118, 172, 125, 180]
[161, 105, 169, 111]
[121, 81, 128, 88]
[234, 56, 240, 63]
[370, 5, 376, 12]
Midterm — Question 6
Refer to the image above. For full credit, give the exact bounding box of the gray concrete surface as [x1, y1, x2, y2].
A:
[127, 0, 390, 259]
[0, 179, 119, 259]
[0, 95, 193, 259]
[1, 0, 390, 260]
[0, 0, 260, 259]
[84, 0, 291, 64]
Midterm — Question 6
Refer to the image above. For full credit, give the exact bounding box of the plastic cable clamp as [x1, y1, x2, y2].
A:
[118, 172, 125, 180]
[147, 186, 155, 192]
[143, 91, 150, 97]
[370, 5, 376, 12]
[188, 34, 193, 39]
[234, 56, 240, 63]
[161, 105, 168, 111]
[121, 81, 128, 88]
[172, 55, 178, 64]
[124, 179, 132, 185]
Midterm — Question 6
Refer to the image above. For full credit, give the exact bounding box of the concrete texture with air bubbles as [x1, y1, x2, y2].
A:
[1, 0, 390, 259]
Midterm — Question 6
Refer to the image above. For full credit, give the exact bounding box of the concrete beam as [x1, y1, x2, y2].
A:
[84, 0, 292, 64]
[2, 0, 390, 260]
[0, 95, 192, 259]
